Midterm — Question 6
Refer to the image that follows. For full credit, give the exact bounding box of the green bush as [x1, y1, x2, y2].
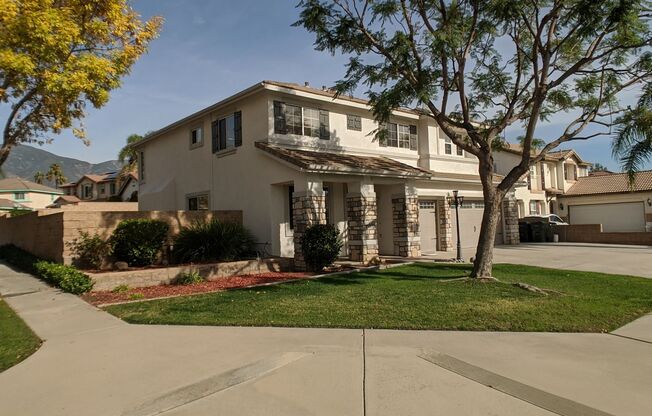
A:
[34, 261, 94, 294]
[0, 245, 93, 294]
[66, 231, 112, 270]
[110, 219, 169, 267]
[301, 224, 343, 272]
[173, 270, 204, 285]
[173, 220, 256, 263]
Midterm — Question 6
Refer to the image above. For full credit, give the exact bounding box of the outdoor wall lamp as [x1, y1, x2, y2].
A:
[647, 198, 652, 207]
[559, 202, 564, 210]
[447, 190, 464, 262]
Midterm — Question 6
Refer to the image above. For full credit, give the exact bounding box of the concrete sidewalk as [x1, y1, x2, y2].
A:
[1, 262, 651, 416]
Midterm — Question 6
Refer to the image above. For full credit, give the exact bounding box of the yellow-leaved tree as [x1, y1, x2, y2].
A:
[0, 0, 162, 167]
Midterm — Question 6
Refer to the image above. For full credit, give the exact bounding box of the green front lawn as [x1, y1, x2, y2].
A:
[0, 299, 40, 372]
[105, 263, 652, 332]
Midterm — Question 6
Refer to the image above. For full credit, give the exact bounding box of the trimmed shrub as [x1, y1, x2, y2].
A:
[110, 219, 169, 267]
[301, 224, 343, 272]
[173, 270, 204, 285]
[34, 261, 94, 294]
[173, 220, 256, 263]
[0, 245, 93, 294]
[66, 231, 112, 270]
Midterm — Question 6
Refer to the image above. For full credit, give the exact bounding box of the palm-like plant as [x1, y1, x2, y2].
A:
[613, 84, 652, 182]
[33, 171, 45, 184]
[46, 163, 67, 188]
[118, 134, 143, 177]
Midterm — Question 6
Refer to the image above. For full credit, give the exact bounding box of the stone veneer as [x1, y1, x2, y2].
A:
[502, 198, 520, 244]
[292, 194, 327, 270]
[392, 196, 421, 257]
[346, 195, 379, 263]
[436, 200, 453, 251]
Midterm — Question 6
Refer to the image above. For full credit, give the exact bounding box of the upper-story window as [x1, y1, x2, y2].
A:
[383, 122, 417, 150]
[110, 182, 116, 195]
[13, 192, 25, 200]
[444, 137, 462, 155]
[274, 101, 330, 140]
[212, 111, 242, 153]
[190, 126, 203, 149]
[347, 114, 362, 131]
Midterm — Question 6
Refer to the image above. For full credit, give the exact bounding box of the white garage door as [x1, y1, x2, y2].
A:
[419, 201, 438, 254]
[569, 202, 646, 232]
[452, 201, 484, 251]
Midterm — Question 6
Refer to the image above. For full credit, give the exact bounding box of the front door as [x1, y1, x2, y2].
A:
[418, 200, 438, 254]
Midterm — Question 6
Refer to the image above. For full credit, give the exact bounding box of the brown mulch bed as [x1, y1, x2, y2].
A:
[81, 272, 313, 306]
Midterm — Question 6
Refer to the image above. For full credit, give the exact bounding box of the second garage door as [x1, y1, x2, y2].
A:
[451, 201, 484, 251]
[569, 202, 646, 232]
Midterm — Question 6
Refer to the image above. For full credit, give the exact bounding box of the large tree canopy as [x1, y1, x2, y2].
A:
[0, 0, 162, 166]
[296, 0, 652, 278]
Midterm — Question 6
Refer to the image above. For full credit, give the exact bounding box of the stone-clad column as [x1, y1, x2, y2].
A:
[437, 199, 453, 251]
[346, 180, 378, 264]
[502, 197, 520, 245]
[293, 179, 326, 271]
[392, 185, 421, 257]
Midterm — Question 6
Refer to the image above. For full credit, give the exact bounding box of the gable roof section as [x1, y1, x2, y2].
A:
[564, 170, 652, 196]
[501, 144, 591, 165]
[255, 142, 431, 179]
[0, 178, 62, 194]
[0, 198, 31, 210]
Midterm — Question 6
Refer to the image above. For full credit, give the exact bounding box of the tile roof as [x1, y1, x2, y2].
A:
[564, 170, 652, 196]
[0, 177, 61, 194]
[0, 198, 30, 209]
[501, 144, 590, 165]
[255, 142, 432, 178]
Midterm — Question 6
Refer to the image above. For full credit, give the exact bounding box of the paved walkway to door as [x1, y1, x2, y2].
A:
[494, 242, 652, 278]
[1, 262, 651, 415]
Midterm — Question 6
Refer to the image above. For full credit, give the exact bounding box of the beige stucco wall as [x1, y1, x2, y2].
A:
[0, 190, 60, 210]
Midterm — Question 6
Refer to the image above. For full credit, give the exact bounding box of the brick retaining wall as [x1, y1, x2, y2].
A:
[0, 210, 242, 264]
[88, 257, 293, 291]
[551, 224, 652, 246]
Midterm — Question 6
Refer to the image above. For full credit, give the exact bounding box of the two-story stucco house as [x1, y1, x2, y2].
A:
[0, 178, 63, 211]
[59, 171, 138, 202]
[494, 145, 591, 218]
[134, 81, 520, 267]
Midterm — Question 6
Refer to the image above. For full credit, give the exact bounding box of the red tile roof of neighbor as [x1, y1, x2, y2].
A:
[256, 142, 432, 178]
[0, 177, 61, 193]
[564, 170, 652, 196]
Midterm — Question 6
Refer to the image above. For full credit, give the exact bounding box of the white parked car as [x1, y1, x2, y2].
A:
[522, 214, 568, 225]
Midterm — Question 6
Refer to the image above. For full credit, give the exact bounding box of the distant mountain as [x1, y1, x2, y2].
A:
[0, 144, 122, 186]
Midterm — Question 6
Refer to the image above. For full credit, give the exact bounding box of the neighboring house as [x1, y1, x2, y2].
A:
[557, 170, 652, 232]
[494, 145, 591, 217]
[134, 80, 520, 266]
[59, 171, 138, 202]
[0, 178, 63, 210]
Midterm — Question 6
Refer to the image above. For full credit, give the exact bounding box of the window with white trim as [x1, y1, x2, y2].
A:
[384, 122, 417, 149]
[273, 101, 329, 139]
[303, 108, 321, 138]
[529, 200, 541, 215]
[190, 126, 203, 148]
[347, 114, 362, 131]
[187, 194, 209, 211]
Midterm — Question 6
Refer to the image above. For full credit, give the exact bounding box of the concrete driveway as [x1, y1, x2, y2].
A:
[494, 242, 652, 278]
[1, 263, 652, 416]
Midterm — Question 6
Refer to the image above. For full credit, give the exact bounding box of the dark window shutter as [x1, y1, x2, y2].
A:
[409, 125, 418, 150]
[273, 101, 287, 134]
[211, 120, 218, 153]
[218, 118, 227, 151]
[234, 111, 242, 147]
[319, 109, 329, 140]
[379, 123, 387, 147]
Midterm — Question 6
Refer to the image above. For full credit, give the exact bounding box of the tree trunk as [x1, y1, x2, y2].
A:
[0, 142, 12, 168]
[471, 193, 502, 279]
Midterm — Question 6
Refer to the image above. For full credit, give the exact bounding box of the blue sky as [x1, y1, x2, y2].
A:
[34, 0, 647, 171]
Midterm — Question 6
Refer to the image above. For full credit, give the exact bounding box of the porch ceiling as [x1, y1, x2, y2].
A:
[255, 142, 432, 179]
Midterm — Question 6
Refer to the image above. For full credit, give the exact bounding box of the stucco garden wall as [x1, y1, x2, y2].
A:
[0, 210, 242, 264]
